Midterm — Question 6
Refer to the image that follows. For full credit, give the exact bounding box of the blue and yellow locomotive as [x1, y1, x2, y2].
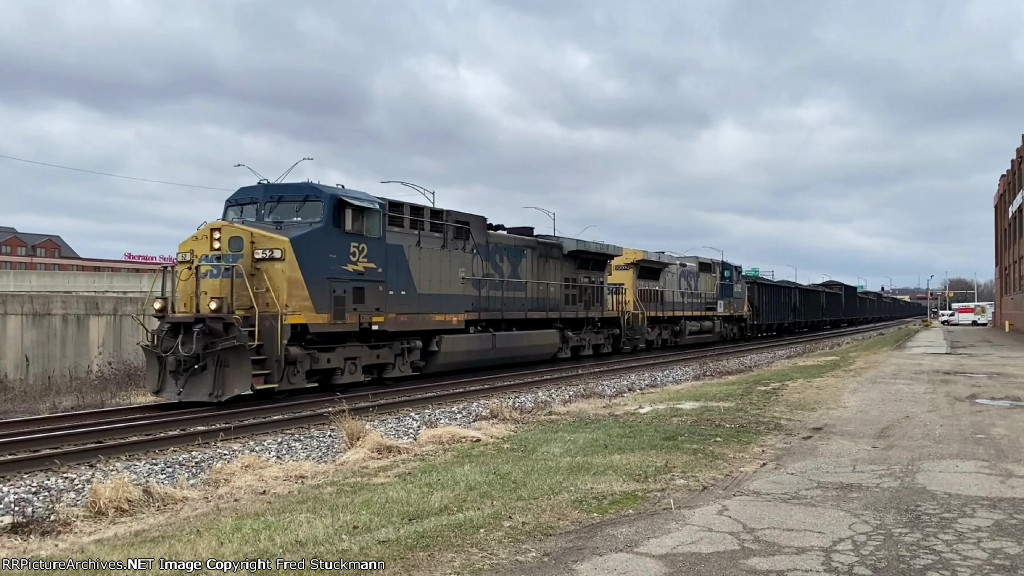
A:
[141, 181, 750, 402]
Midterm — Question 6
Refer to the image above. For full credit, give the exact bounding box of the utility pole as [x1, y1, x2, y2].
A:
[926, 274, 934, 319]
[974, 273, 978, 302]
[945, 271, 949, 307]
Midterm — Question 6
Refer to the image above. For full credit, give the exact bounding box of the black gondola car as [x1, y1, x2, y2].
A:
[817, 280, 859, 323]
[744, 275, 797, 334]
[821, 288, 844, 325]
[776, 280, 824, 328]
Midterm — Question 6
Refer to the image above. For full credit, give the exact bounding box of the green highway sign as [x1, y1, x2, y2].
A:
[749, 267, 760, 277]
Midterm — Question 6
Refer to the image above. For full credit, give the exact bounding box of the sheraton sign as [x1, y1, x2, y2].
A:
[123, 252, 177, 264]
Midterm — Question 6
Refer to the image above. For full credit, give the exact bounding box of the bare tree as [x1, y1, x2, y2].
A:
[940, 277, 994, 303]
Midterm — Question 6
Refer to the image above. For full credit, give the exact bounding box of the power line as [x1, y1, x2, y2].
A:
[0, 153, 234, 191]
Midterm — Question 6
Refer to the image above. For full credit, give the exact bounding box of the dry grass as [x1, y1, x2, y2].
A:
[208, 455, 329, 492]
[330, 411, 370, 447]
[0, 355, 152, 418]
[418, 426, 488, 445]
[339, 430, 415, 465]
[81, 475, 194, 519]
[469, 421, 514, 439]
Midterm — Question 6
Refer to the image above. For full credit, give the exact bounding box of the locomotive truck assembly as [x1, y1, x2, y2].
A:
[140, 181, 923, 403]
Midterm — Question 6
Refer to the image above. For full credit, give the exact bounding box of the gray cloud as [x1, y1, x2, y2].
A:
[0, 0, 1020, 288]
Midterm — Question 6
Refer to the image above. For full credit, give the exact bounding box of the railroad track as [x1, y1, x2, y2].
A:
[0, 320, 914, 477]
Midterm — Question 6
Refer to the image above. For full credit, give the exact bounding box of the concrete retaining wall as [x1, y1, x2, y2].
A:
[0, 293, 156, 380]
[0, 270, 160, 295]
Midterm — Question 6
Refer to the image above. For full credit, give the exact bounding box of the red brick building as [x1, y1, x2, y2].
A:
[994, 135, 1024, 332]
[0, 226, 159, 273]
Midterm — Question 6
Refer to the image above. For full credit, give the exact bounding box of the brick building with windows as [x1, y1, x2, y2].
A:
[0, 226, 159, 273]
[994, 135, 1024, 333]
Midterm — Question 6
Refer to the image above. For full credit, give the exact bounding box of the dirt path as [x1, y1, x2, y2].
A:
[491, 326, 1024, 575]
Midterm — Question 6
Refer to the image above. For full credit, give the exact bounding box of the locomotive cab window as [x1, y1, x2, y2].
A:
[265, 200, 323, 224]
[337, 201, 382, 238]
[223, 203, 258, 222]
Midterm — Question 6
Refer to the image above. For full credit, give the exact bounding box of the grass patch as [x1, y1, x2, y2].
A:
[0, 355, 152, 418]
[15, 327, 915, 576]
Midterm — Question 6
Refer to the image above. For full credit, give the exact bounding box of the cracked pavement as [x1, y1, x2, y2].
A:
[491, 326, 1024, 575]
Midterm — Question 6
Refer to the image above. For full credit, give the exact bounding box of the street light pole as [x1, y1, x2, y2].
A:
[381, 180, 436, 207]
[785, 264, 797, 282]
[524, 206, 556, 236]
[885, 276, 893, 292]
[822, 273, 831, 282]
[702, 245, 724, 263]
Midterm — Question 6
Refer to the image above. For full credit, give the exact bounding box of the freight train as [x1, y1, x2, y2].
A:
[140, 182, 923, 403]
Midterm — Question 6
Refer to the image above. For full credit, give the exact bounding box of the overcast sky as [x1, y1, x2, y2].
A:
[1, 0, 1020, 288]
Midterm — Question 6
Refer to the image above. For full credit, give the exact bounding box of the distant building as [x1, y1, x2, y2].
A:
[0, 226, 159, 273]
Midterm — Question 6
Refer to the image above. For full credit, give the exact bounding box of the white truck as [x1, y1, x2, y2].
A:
[949, 302, 992, 326]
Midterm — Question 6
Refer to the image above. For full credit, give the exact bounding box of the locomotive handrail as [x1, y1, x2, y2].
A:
[138, 268, 162, 317]
[633, 285, 719, 316]
[234, 263, 260, 347]
[459, 274, 617, 314]
[134, 266, 172, 342]
[259, 267, 284, 370]
[190, 261, 262, 346]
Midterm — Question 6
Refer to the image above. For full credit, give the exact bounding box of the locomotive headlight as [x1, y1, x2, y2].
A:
[208, 297, 224, 312]
[212, 239, 222, 250]
[212, 229, 222, 240]
[152, 297, 167, 313]
[211, 228, 222, 251]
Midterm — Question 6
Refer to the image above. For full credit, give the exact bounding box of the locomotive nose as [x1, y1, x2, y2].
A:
[183, 224, 251, 315]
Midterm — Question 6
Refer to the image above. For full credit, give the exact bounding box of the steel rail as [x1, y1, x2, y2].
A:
[0, 319, 903, 439]
[0, 404, 177, 436]
[0, 320, 913, 477]
[0, 320, 906, 455]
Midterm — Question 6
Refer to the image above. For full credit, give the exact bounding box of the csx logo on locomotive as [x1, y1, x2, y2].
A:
[472, 245, 527, 292]
[198, 253, 244, 279]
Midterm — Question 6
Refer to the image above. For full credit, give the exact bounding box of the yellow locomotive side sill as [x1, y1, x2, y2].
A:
[284, 314, 307, 324]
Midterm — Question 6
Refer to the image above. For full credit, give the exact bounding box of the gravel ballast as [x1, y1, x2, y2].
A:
[0, 327, 904, 528]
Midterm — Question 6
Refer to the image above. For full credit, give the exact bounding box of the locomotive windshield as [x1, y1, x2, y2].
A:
[265, 200, 324, 224]
[223, 202, 258, 222]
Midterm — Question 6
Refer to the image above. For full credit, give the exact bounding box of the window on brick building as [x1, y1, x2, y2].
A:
[35, 247, 45, 257]
[16, 262, 26, 270]
[0, 262, 9, 270]
[0, 245, 9, 254]
[16, 246, 25, 256]
[51, 264, 59, 271]
[52, 249, 59, 258]
[36, 263, 45, 271]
